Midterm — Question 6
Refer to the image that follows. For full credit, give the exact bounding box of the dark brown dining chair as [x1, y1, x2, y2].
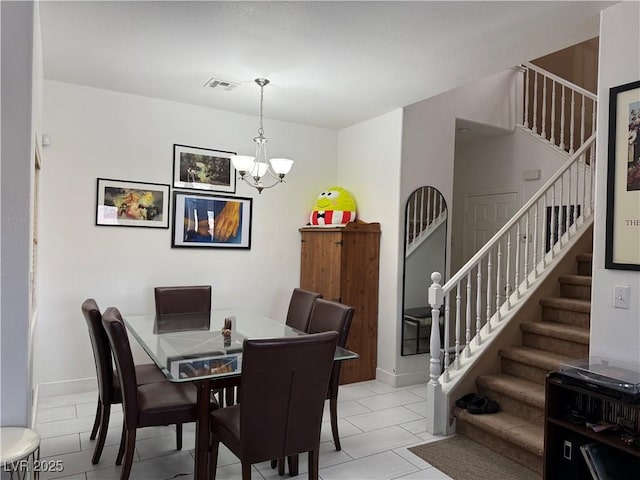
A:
[285, 288, 322, 332]
[81, 298, 167, 465]
[154, 285, 212, 315]
[209, 331, 338, 480]
[274, 299, 355, 475]
[307, 299, 355, 452]
[102, 307, 218, 480]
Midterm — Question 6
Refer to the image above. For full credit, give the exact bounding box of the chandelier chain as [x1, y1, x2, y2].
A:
[258, 82, 265, 137]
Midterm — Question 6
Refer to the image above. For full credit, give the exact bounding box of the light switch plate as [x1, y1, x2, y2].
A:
[613, 285, 630, 309]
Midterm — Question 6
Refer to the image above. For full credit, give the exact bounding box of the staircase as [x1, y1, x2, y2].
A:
[453, 251, 592, 474]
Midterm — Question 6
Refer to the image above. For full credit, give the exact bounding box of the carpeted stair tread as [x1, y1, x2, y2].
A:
[455, 408, 544, 457]
[476, 374, 545, 409]
[558, 274, 592, 285]
[539, 297, 591, 313]
[576, 253, 593, 262]
[521, 321, 589, 344]
[499, 346, 573, 371]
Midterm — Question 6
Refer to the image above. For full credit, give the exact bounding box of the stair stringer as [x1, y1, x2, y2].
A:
[440, 222, 593, 435]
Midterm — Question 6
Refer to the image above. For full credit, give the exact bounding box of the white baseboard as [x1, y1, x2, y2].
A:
[375, 368, 427, 388]
[37, 377, 97, 398]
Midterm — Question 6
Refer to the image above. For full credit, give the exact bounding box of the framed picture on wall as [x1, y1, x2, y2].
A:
[171, 191, 252, 249]
[173, 144, 236, 193]
[605, 79, 640, 270]
[96, 178, 170, 228]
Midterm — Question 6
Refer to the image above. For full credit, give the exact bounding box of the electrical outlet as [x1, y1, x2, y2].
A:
[613, 285, 630, 309]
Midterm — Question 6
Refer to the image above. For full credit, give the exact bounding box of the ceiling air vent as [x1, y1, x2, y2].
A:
[204, 77, 240, 91]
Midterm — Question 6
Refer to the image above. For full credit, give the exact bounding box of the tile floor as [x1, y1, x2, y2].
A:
[28, 380, 452, 480]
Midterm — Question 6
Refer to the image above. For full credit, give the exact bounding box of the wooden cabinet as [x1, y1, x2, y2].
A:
[299, 221, 380, 384]
[544, 372, 640, 479]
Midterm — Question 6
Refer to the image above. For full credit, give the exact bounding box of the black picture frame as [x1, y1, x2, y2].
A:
[172, 144, 236, 194]
[171, 191, 252, 249]
[96, 178, 170, 228]
[605, 79, 640, 270]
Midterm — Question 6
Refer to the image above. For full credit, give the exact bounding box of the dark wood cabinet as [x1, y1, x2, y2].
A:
[299, 221, 380, 384]
[544, 372, 640, 479]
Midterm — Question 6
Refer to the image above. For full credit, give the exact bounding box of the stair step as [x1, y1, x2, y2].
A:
[576, 253, 593, 276]
[500, 346, 574, 384]
[477, 374, 545, 425]
[455, 408, 543, 473]
[521, 321, 589, 358]
[540, 297, 591, 328]
[558, 274, 592, 300]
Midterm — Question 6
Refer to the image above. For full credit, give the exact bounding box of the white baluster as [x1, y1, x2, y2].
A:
[524, 67, 530, 129]
[455, 284, 462, 369]
[580, 95, 586, 149]
[505, 231, 512, 310]
[443, 294, 450, 383]
[533, 72, 539, 134]
[542, 193, 548, 267]
[514, 223, 521, 299]
[495, 242, 502, 322]
[533, 202, 539, 277]
[569, 90, 576, 155]
[465, 273, 472, 357]
[551, 185, 557, 258]
[550, 80, 557, 145]
[486, 252, 492, 333]
[524, 212, 530, 290]
[560, 85, 566, 151]
[541, 75, 547, 139]
[475, 263, 482, 346]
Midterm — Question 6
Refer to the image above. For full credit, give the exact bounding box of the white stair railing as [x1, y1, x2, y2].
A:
[522, 62, 597, 155]
[405, 186, 446, 256]
[426, 134, 596, 433]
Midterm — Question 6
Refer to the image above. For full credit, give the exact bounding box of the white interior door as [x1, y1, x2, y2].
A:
[463, 190, 519, 263]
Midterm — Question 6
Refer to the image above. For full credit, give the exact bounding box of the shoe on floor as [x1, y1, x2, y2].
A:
[467, 397, 499, 414]
[455, 392, 483, 409]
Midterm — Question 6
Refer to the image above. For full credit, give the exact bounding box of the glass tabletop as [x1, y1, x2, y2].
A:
[124, 308, 358, 382]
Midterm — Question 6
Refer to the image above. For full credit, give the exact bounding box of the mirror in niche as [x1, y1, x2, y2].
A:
[401, 186, 447, 356]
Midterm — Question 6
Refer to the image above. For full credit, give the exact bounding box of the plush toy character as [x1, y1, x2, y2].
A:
[310, 186, 357, 226]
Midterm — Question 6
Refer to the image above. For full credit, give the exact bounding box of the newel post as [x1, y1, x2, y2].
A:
[428, 272, 444, 385]
[426, 272, 444, 434]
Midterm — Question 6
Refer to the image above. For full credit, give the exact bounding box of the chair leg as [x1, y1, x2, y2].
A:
[176, 423, 183, 450]
[270, 459, 277, 469]
[287, 454, 299, 476]
[91, 402, 111, 464]
[330, 397, 341, 451]
[208, 438, 220, 480]
[308, 449, 320, 480]
[116, 424, 126, 465]
[119, 429, 136, 480]
[89, 398, 102, 440]
[241, 462, 252, 480]
[277, 457, 285, 475]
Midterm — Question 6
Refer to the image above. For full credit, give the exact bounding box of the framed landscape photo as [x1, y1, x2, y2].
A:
[605, 79, 640, 270]
[172, 191, 252, 249]
[173, 144, 236, 193]
[96, 178, 170, 228]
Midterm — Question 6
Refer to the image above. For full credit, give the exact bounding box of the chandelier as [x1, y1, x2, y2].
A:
[230, 78, 294, 194]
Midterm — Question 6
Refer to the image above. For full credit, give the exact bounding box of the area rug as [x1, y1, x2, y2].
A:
[408, 436, 541, 480]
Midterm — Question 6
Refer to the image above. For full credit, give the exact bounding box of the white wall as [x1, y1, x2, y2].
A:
[1, 1, 36, 425]
[393, 70, 520, 383]
[337, 109, 404, 386]
[35, 80, 337, 386]
[451, 127, 570, 272]
[590, 2, 640, 365]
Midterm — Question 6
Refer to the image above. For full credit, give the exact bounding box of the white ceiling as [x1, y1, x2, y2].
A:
[38, 1, 614, 130]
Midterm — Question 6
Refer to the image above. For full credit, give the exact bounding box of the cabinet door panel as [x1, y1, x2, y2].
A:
[300, 231, 342, 302]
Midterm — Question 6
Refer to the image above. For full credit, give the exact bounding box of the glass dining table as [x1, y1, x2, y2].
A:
[123, 308, 358, 480]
